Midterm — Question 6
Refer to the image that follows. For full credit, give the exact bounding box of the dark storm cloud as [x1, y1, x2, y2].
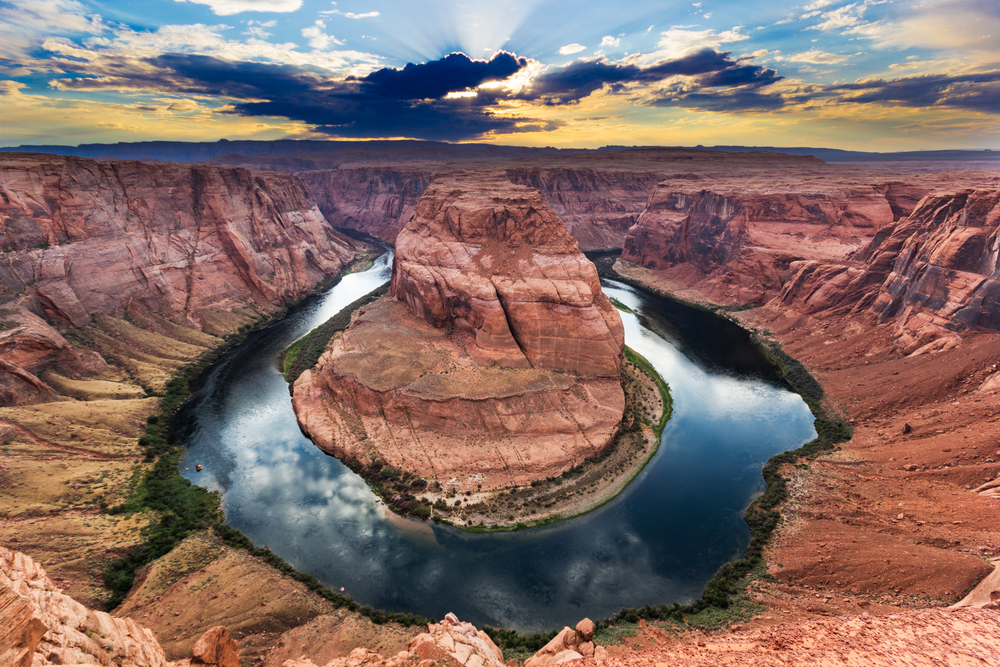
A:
[357, 50, 527, 99]
[824, 70, 1000, 114]
[138, 51, 542, 141]
[516, 48, 785, 112]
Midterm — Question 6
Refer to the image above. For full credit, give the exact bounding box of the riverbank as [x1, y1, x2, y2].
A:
[596, 257, 999, 631]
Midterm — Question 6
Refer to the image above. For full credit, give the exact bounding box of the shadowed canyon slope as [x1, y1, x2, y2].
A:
[292, 175, 625, 490]
[0, 153, 354, 405]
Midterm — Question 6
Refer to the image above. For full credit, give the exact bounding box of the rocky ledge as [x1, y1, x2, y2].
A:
[292, 174, 625, 493]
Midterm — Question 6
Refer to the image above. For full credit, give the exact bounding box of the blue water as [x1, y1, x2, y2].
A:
[175, 252, 815, 632]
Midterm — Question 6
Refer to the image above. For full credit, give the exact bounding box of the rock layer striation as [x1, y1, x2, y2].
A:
[293, 175, 625, 490]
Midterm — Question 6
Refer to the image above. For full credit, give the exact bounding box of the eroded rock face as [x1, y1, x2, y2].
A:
[300, 167, 436, 245]
[0, 546, 168, 667]
[281, 613, 503, 667]
[524, 618, 604, 667]
[505, 167, 666, 250]
[0, 154, 354, 330]
[391, 177, 624, 377]
[621, 175, 897, 304]
[778, 188, 1000, 353]
[293, 175, 625, 490]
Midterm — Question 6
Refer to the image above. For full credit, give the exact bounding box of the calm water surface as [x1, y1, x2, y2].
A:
[176, 252, 815, 631]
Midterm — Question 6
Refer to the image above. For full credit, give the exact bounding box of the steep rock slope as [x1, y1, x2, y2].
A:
[0, 153, 354, 405]
[0, 154, 354, 329]
[292, 175, 625, 490]
[299, 167, 437, 244]
[620, 169, 898, 304]
[1, 545, 168, 667]
[778, 188, 1000, 352]
[504, 167, 665, 250]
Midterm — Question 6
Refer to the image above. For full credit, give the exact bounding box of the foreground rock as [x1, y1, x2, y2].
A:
[293, 175, 624, 491]
[281, 613, 504, 667]
[525, 618, 608, 666]
[0, 545, 168, 667]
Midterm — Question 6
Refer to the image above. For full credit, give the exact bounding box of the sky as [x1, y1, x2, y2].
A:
[0, 0, 998, 150]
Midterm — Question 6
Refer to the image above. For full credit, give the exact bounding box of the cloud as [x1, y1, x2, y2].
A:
[649, 26, 749, 61]
[75, 50, 544, 141]
[788, 49, 850, 64]
[0, 0, 105, 73]
[559, 44, 587, 55]
[319, 9, 380, 18]
[600, 36, 621, 48]
[42, 20, 383, 86]
[173, 0, 302, 16]
[825, 70, 1000, 113]
[518, 48, 784, 114]
[302, 19, 344, 49]
[806, 2, 868, 31]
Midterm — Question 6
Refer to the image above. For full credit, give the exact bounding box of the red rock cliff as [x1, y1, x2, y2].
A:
[292, 174, 625, 490]
[779, 188, 1000, 353]
[621, 170, 897, 304]
[0, 154, 354, 329]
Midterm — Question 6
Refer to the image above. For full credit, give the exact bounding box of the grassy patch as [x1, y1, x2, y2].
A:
[593, 620, 640, 645]
[608, 296, 634, 314]
[624, 347, 672, 437]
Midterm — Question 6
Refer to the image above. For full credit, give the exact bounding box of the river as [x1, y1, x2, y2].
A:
[175, 251, 815, 632]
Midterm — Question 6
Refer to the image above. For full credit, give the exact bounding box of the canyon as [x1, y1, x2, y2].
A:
[291, 175, 627, 493]
[1, 143, 999, 666]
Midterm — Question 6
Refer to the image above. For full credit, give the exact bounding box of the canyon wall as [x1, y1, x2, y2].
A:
[299, 165, 665, 251]
[0, 154, 355, 328]
[620, 176, 898, 304]
[299, 167, 437, 244]
[293, 175, 625, 490]
[779, 188, 1000, 353]
[0, 153, 355, 405]
[504, 167, 665, 250]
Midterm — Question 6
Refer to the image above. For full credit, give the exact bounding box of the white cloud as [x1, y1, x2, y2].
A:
[807, 2, 865, 31]
[650, 25, 749, 60]
[302, 19, 344, 49]
[319, 9, 380, 18]
[803, 0, 838, 10]
[42, 20, 381, 89]
[703, 13, 713, 19]
[600, 35, 621, 48]
[788, 48, 850, 64]
[174, 0, 302, 16]
[559, 43, 586, 55]
[744, 49, 770, 59]
[0, 0, 105, 71]
[243, 19, 276, 38]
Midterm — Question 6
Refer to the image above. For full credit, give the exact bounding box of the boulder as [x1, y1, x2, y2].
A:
[525, 618, 596, 667]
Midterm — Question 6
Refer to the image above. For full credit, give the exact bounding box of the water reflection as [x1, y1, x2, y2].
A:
[176, 257, 815, 632]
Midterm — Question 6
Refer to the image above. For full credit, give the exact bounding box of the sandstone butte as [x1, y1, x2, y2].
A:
[0, 153, 355, 406]
[292, 174, 625, 491]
